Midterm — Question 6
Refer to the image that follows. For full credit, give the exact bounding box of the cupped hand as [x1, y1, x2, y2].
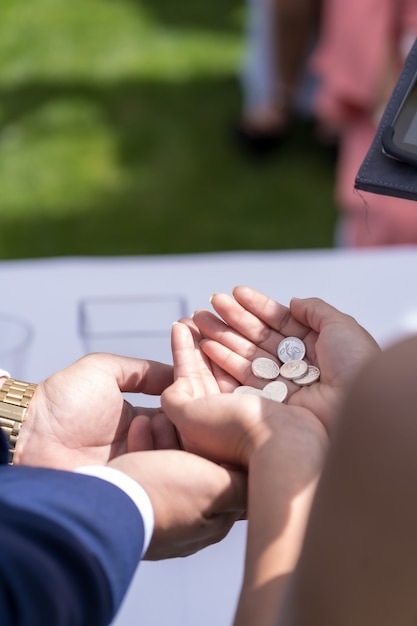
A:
[192, 286, 380, 434]
[108, 448, 247, 560]
[162, 321, 328, 468]
[15, 353, 178, 469]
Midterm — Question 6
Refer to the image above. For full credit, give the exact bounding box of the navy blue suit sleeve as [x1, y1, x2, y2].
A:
[0, 464, 145, 626]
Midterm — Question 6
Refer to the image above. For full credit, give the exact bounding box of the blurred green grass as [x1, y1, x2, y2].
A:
[0, 0, 337, 259]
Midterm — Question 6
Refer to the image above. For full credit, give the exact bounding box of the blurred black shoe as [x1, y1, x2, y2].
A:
[233, 120, 291, 159]
[232, 101, 294, 159]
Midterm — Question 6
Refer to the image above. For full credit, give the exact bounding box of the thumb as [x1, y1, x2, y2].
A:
[161, 376, 195, 416]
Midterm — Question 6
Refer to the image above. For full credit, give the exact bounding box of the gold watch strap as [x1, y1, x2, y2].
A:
[0, 378, 38, 464]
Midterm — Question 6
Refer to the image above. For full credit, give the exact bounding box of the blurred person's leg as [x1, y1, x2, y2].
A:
[240, 0, 276, 117]
[237, 0, 319, 154]
[273, 0, 321, 120]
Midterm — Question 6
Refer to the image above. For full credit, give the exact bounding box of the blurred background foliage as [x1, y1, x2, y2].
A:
[0, 0, 337, 259]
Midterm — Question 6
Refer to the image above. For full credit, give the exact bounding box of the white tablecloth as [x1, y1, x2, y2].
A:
[1, 247, 417, 625]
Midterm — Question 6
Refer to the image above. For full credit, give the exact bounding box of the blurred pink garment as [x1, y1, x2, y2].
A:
[310, 0, 417, 247]
[311, 0, 417, 123]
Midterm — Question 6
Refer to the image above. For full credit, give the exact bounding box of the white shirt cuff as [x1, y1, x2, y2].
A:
[0, 369, 11, 378]
[75, 465, 154, 558]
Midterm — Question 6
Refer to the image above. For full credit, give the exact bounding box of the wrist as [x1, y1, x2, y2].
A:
[237, 397, 286, 465]
[239, 446, 320, 620]
[0, 378, 38, 464]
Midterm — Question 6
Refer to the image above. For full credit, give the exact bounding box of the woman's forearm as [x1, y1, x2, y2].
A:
[233, 442, 318, 626]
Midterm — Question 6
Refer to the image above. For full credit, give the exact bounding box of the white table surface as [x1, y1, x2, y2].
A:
[1, 247, 417, 625]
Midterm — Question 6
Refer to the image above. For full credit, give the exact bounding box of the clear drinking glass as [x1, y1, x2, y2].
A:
[78, 294, 188, 361]
[0, 314, 34, 379]
[78, 294, 188, 405]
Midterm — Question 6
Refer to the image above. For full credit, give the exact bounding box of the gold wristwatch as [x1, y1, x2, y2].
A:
[0, 378, 38, 464]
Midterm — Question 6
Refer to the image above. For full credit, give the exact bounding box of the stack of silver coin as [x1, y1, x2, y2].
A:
[233, 336, 320, 403]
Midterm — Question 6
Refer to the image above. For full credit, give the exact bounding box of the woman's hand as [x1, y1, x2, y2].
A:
[192, 286, 380, 434]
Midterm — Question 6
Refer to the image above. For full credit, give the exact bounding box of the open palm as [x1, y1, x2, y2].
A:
[15, 353, 174, 469]
[163, 319, 327, 469]
[191, 286, 380, 435]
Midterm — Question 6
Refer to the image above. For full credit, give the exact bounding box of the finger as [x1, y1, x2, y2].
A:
[194, 309, 280, 361]
[201, 339, 303, 401]
[195, 310, 303, 388]
[210, 360, 240, 393]
[177, 316, 200, 336]
[289, 297, 348, 333]
[200, 338, 271, 388]
[96, 353, 174, 395]
[127, 415, 154, 452]
[127, 406, 180, 452]
[178, 316, 241, 391]
[290, 297, 379, 365]
[232, 286, 312, 339]
[171, 321, 220, 396]
[195, 298, 282, 355]
[231, 287, 323, 364]
[150, 412, 182, 450]
[171, 321, 199, 381]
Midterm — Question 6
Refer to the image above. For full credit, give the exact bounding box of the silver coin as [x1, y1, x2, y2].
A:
[277, 336, 306, 363]
[233, 385, 266, 396]
[251, 357, 280, 380]
[293, 365, 321, 386]
[279, 359, 308, 380]
[262, 380, 288, 403]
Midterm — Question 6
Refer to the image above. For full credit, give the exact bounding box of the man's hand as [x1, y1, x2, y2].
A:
[14, 353, 177, 469]
[108, 448, 247, 560]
